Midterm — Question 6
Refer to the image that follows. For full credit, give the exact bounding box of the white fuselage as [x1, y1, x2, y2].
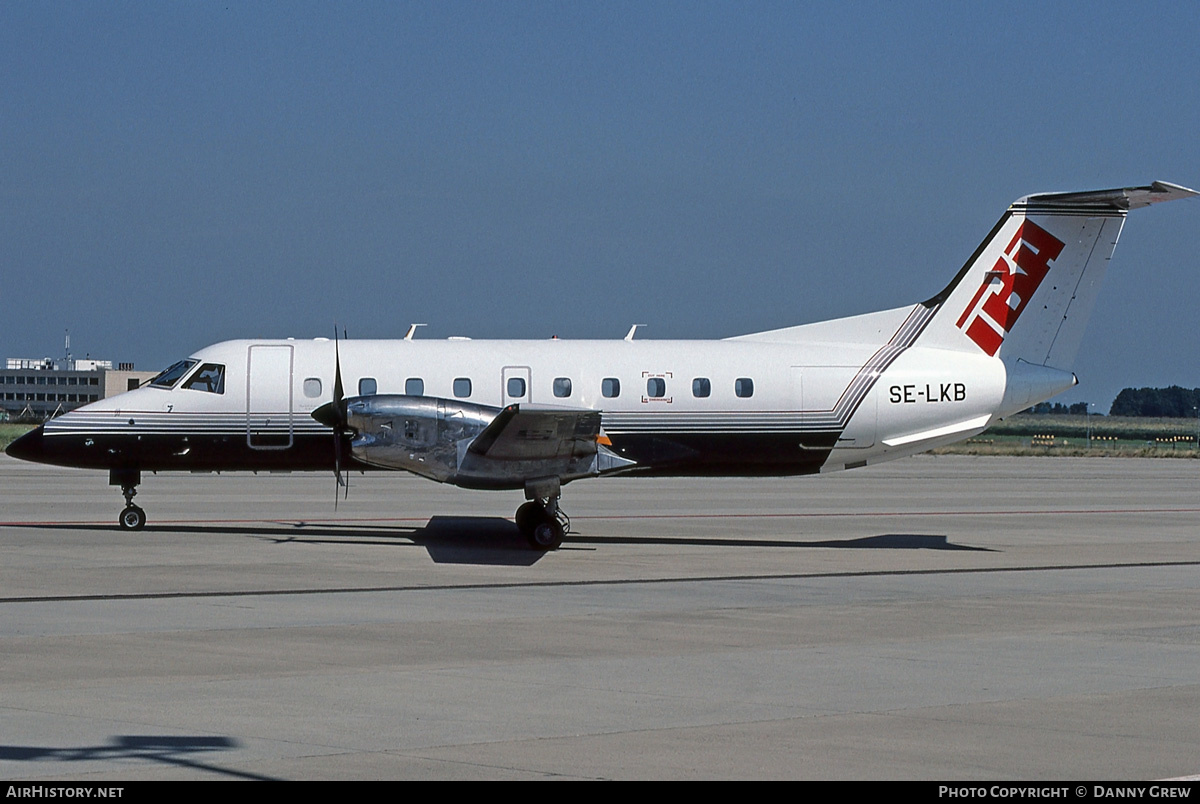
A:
[35, 318, 1014, 479]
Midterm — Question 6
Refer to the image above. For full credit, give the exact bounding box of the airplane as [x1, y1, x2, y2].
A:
[7, 181, 1197, 550]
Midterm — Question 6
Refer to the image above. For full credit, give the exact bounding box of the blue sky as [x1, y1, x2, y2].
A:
[3, 2, 1198, 411]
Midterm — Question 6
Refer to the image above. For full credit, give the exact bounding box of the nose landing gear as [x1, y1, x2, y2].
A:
[119, 499, 146, 531]
[111, 468, 146, 531]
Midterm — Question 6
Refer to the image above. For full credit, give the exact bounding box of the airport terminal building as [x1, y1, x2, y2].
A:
[1, 357, 157, 421]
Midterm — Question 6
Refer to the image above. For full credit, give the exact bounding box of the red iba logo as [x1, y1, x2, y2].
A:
[955, 220, 1065, 356]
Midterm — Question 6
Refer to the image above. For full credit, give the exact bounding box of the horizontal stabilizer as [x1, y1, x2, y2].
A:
[1018, 181, 1198, 212]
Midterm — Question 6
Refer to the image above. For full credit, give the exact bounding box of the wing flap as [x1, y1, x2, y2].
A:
[468, 405, 603, 461]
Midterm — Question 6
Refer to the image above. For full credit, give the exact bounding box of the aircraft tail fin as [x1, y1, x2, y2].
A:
[916, 181, 1197, 369]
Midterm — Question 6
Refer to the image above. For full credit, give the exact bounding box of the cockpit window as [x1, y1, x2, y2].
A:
[150, 359, 198, 389]
[182, 363, 225, 394]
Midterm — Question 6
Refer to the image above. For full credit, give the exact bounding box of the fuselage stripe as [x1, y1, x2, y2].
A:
[43, 306, 938, 445]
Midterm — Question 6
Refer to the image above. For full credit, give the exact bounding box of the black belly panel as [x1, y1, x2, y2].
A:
[607, 431, 837, 477]
[14, 427, 839, 478]
[14, 429, 341, 472]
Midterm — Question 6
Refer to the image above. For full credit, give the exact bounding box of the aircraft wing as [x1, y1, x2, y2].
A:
[468, 404, 604, 461]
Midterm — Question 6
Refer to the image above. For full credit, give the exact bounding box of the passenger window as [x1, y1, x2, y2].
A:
[692, 378, 711, 398]
[602, 378, 620, 398]
[406, 378, 424, 396]
[507, 377, 526, 398]
[358, 377, 377, 396]
[182, 363, 225, 394]
[553, 377, 572, 398]
[454, 378, 472, 398]
[646, 378, 666, 398]
[303, 378, 322, 398]
[735, 378, 754, 398]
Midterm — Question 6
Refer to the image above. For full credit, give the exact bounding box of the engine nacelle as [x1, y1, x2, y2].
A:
[347, 395, 494, 482]
[345, 394, 636, 489]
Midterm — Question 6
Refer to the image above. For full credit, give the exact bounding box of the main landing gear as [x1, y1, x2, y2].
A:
[111, 468, 146, 531]
[515, 478, 569, 551]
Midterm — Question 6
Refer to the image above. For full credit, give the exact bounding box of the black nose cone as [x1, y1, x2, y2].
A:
[5, 425, 46, 463]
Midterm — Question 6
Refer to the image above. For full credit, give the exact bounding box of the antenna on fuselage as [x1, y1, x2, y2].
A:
[405, 323, 427, 340]
[624, 324, 646, 341]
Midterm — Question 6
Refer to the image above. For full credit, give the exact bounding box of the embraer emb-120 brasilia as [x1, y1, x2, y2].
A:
[8, 181, 1197, 549]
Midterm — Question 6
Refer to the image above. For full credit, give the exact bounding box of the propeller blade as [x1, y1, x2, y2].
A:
[332, 326, 345, 425]
[333, 424, 345, 510]
[318, 324, 351, 508]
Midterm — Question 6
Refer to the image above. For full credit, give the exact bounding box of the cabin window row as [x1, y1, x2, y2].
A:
[306, 376, 755, 400]
[605, 377, 753, 399]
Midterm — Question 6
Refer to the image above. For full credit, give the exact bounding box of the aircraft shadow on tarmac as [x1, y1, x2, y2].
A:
[567, 532, 993, 551]
[255, 516, 548, 566]
[18, 518, 994, 564]
[0, 734, 278, 781]
[19, 517, 545, 566]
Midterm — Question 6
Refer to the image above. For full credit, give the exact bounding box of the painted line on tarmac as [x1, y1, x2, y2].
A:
[4, 559, 1200, 605]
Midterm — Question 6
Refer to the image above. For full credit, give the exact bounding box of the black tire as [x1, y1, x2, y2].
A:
[119, 505, 146, 531]
[526, 517, 564, 551]
[514, 501, 544, 535]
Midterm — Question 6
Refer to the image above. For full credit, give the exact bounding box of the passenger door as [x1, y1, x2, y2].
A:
[246, 344, 294, 449]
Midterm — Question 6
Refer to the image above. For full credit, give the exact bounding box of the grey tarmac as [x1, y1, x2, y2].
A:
[1, 454, 1199, 780]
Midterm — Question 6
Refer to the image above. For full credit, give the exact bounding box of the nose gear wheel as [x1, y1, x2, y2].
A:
[117, 481, 145, 530]
[119, 504, 146, 530]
